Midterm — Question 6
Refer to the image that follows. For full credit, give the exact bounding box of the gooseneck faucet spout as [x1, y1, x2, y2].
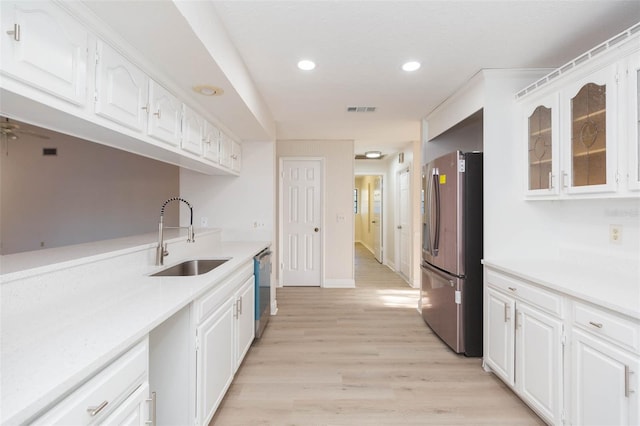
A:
[156, 197, 195, 266]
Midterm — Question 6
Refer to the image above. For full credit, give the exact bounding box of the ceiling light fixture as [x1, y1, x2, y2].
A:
[297, 59, 316, 71]
[365, 151, 382, 159]
[402, 61, 421, 72]
[193, 85, 224, 96]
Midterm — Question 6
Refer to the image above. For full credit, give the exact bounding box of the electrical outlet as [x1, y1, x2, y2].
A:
[609, 224, 622, 244]
[200, 217, 209, 227]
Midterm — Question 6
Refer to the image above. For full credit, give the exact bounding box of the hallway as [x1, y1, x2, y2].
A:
[211, 244, 542, 425]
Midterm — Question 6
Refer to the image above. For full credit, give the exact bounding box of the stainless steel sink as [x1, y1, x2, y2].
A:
[151, 259, 229, 277]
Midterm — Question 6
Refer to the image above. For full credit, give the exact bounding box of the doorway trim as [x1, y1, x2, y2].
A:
[353, 173, 385, 264]
[395, 166, 412, 284]
[278, 157, 325, 287]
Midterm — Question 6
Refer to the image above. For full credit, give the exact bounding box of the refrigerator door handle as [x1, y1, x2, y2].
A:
[432, 168, 440, 256]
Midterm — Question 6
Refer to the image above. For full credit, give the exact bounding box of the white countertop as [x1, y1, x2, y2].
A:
[482, 258, 640, 320]
[1, 232, 269, 425]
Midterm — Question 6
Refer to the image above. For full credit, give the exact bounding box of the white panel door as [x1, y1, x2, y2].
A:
[398, 168, 411, 280]
[484, 287, 516, 386]
[572, 328, 639, 426]
[147, 79, 181, 147]
[196, 298, 235, 426]
[95, 40, 148, 132]
[181, 105, 203, 156]
[372, 176, 382, 263]
[282, 159, 322, 286]
[516, 303, 563, 425]
[235, 277, 255, 370]
[0, 1, 88, 105]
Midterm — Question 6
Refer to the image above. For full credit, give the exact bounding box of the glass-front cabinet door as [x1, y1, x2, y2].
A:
[629, 52, 640, 191]
[523, 94, 560, 196]
[561, 64, 618, 194]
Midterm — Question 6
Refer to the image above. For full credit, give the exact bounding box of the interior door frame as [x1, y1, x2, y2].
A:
[354, 173, 384, 263]
[278, 157, 325, 287]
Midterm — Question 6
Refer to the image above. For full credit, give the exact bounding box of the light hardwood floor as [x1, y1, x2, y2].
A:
[210, 244, 543, 425]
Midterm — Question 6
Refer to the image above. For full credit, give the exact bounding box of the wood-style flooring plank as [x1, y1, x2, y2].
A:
[210, 244, 543, 425]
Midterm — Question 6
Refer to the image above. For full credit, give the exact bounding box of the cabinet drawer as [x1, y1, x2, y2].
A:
[194, 262, 253, 324]
[32, 339, 148, 425]
[573, 302, 639, 353]
[486, 269, 562, 316]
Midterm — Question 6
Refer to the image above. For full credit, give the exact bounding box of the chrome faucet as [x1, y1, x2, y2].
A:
[156, 197, 195, 266]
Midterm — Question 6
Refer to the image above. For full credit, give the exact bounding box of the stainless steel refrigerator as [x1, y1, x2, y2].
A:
[421, 151, 483, 357]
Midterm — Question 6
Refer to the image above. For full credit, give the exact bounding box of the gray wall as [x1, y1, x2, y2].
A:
[1, 127, 179, 254]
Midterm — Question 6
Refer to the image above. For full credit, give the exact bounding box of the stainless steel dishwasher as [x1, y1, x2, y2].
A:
[254, 249, 272, 338]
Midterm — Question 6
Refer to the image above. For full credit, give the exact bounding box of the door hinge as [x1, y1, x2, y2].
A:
[458, 159, 466, 173]
[280, 262, 284, 270]
[94, 91, 98, 102]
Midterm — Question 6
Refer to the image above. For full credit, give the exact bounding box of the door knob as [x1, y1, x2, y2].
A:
[397, 225, 402, 229]
[314, 227, 319, 232]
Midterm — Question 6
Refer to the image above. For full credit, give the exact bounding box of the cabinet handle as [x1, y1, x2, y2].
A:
[548, 172, 554, 190]
[87, 400, 109, 417]
[145, 392, 156, 425]
[234, 301, 239, 319]
[6, 24, 20, 41]
[141, 103, 149, 112]
[625, 366, 634, 398]
[589, 321, 603, 329]
[153, 109, 161, 119]
[561, 171, 569, 188]
[239, 296, 243, 315]
[508, 287, 517, 292]
[504, 304, 510, 322]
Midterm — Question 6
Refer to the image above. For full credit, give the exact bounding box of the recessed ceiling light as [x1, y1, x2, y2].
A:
[297, 60, 316, 71]
[193, 85, 224, 96]
[365, 151, 382, 159]
[402, 61, 421, 72]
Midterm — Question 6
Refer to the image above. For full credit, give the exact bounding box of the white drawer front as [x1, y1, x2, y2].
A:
[486, 269, 562, 316]
[573, 302, 639, 353]
[195, 262, 253, 324]
[32, 339, 148, 425]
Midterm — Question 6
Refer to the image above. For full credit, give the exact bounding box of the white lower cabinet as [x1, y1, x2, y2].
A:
[571, 303, 639, 425]
[149, 261, 256, 426]
[32, 338, 151, 425]
[484, 269, 564, 425]
[485, 266, 640, 426]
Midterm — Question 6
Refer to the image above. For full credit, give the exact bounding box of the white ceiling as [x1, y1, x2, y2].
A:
[85, 1, 640, 157]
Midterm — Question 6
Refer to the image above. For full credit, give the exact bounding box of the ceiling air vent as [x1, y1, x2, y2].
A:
[347, 106, 376, 113]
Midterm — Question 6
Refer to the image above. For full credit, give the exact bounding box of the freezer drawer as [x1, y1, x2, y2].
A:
[421, 262, 464, 353]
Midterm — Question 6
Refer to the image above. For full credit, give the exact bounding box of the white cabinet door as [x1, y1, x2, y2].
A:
[627, 51, 640, 191]
[203, 121, 220, 163]
[0, 1, 88, 105]
[181, 105, 204, 156]
[572, 328, 639, 426]
[516, 302, 563, 425]
[235, 277, 255, 370]
[484, 287, 515, 386]
[95, 40, 148, 132]
[231, 140, 242, 173]
[147, 80, 181, 147]
[219, 132, 232, 169]
[196, 298, 235, 426]
[99, 383, 150, 426]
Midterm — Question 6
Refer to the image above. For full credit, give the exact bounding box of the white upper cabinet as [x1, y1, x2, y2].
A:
[203, 121, 220, 163]
[147, 79, 181, 147]
[519, 25, 639, 199]
[0, 1, 88, 105]
[181, 105, 204, 156]
[95, 40, 148, 132]
[231, 140, 242, 173]
[219, 132, 232, 169]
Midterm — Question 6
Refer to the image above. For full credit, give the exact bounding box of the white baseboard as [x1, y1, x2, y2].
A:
[323, 278, 355, 288]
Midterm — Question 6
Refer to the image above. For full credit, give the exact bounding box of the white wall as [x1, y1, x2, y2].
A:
[277, 140, 354, 287]
[354, 175, 379, 252]
[1, 131, 179, 254]
[180, 141, 275, 242]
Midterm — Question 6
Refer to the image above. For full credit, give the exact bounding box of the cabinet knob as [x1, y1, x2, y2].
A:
[314, 227, 319, 232]
[153, 109, 161, 119]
